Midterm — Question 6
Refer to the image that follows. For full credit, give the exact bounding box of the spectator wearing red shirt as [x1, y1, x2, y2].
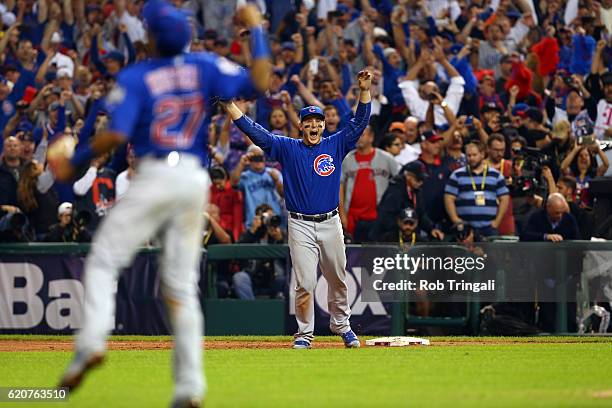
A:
[210, 166, 243, 242]
[340, 125, 399, 242]
[487, 134, 515, 235]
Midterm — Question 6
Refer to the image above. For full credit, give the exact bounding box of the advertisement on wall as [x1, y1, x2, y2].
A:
[0, 252, 207, 334]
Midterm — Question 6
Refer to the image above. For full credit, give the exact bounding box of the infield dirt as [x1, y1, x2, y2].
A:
[0, 338, 600, 352]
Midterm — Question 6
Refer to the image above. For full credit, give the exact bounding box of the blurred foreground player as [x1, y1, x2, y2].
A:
[53, 1, 271, 406]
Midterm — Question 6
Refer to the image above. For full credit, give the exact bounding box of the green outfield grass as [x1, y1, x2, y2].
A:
[1, 336, 612, 407]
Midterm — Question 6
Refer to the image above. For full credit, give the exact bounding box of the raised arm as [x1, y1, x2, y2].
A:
[237, 5, 271, 92]
[342, 70, 372, 146]
[221, 100, 278, 151]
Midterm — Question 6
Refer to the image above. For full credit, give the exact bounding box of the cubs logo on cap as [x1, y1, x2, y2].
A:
[313, 154, 335, 176]
[300, 105, 325, 121]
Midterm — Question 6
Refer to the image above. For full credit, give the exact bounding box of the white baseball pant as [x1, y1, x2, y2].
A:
[75, 154, 209, 401]
[288, 213, 352, 342]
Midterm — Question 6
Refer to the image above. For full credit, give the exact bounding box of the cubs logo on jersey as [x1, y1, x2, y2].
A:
[314, 154, 335, 176]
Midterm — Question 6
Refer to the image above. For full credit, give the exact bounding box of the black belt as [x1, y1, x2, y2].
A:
[289, 209, 338, 223]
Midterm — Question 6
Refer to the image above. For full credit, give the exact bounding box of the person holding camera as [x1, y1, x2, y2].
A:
[230, 144, 283, 229]
[445, 141, 510, 237]
[560, 142, 609, 208]
[233, 204, 286, 300]
[43, 202, 91, 243]
[398, 45, 465, 127]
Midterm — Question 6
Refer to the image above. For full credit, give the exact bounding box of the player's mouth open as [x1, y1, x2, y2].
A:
[310, 131, 318, 136]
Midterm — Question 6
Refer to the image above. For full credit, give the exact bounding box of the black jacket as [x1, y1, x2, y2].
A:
[0, 161, 21, 210]
[520, 209, 580, 241]
[372, 174, 434, 240]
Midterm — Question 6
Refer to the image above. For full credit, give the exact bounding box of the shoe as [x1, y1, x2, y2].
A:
[58, 350, 105, 391]
[293, 339, 311, 349]
[170, 396, 202, 408]
[340, 330, 360, 348]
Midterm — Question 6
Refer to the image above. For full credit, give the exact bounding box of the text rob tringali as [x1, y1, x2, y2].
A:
[373, 279, 496, 293]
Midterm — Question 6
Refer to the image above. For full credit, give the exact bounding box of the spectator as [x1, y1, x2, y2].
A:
[0, 136, 24, 210]
[522, 108, 551, 148]
[202, 204, 232, 247]
[415, 130, 453, 226]
[560, 144, 609, 208]
[212, 108, 253, 172]
[593, 70, 612, 140]
[520, 193, 579, 241]
[549, 174, 593, 239]
[43, 202, 91, 243]
[487, 134, 515, 235]
[444, 141, 510, 237]
[115, 145, 136, 201]
[398, 47, 465, 126]
[16, 160, 57, 238]
[374, 161, 444, 241]
[339, 124, 399, 241]
[73, 153, 116, 233]
[210, 166, 243, 242]
[378, 207, 429, 245]
[380, 133, 404, 157]
[234, 204, 286, 300]
[442, 123, 467, 174]
[230, 145, 283, 228]
[390, 117, 421, 165]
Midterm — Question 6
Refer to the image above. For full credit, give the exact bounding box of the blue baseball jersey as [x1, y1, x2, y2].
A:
[235, 102, 371, 215]
[105, 53, 256, 164]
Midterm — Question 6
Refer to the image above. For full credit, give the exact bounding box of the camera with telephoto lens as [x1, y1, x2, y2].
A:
[262, 213, 281, 228]
[73, 210, 92, 228]
[510, 146, 551, 197]
[510, 148, 547, 197]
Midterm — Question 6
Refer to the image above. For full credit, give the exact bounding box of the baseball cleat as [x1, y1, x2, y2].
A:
[340, 330, 361, 348]
[170, 396, 202, 408]
[58, 350, 105, 392]
[293, 339, 311, 349]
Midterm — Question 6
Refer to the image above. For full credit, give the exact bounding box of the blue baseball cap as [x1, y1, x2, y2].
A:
[143, 0, 191, 57]
[103, 50, 125, 64]
[299, 106, 325, 121]
[512, 103, 530, 117]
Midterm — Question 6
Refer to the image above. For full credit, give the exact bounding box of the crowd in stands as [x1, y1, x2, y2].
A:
[0, 0, 610, 297]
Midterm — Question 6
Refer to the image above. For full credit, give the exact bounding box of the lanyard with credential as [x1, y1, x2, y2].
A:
[399, 232, 416, 246]
[468, 164, 488, 191]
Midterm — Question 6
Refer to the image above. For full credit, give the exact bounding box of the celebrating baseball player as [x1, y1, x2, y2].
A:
[52, 1, 271, 406]
[221, 70, 372, 349]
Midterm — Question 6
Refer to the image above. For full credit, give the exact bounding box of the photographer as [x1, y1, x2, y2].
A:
[230, 145, 283, 229]
[233, 204, 287, 300]
[43, 202, 92, 243]
[0, 206, 33, 242]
